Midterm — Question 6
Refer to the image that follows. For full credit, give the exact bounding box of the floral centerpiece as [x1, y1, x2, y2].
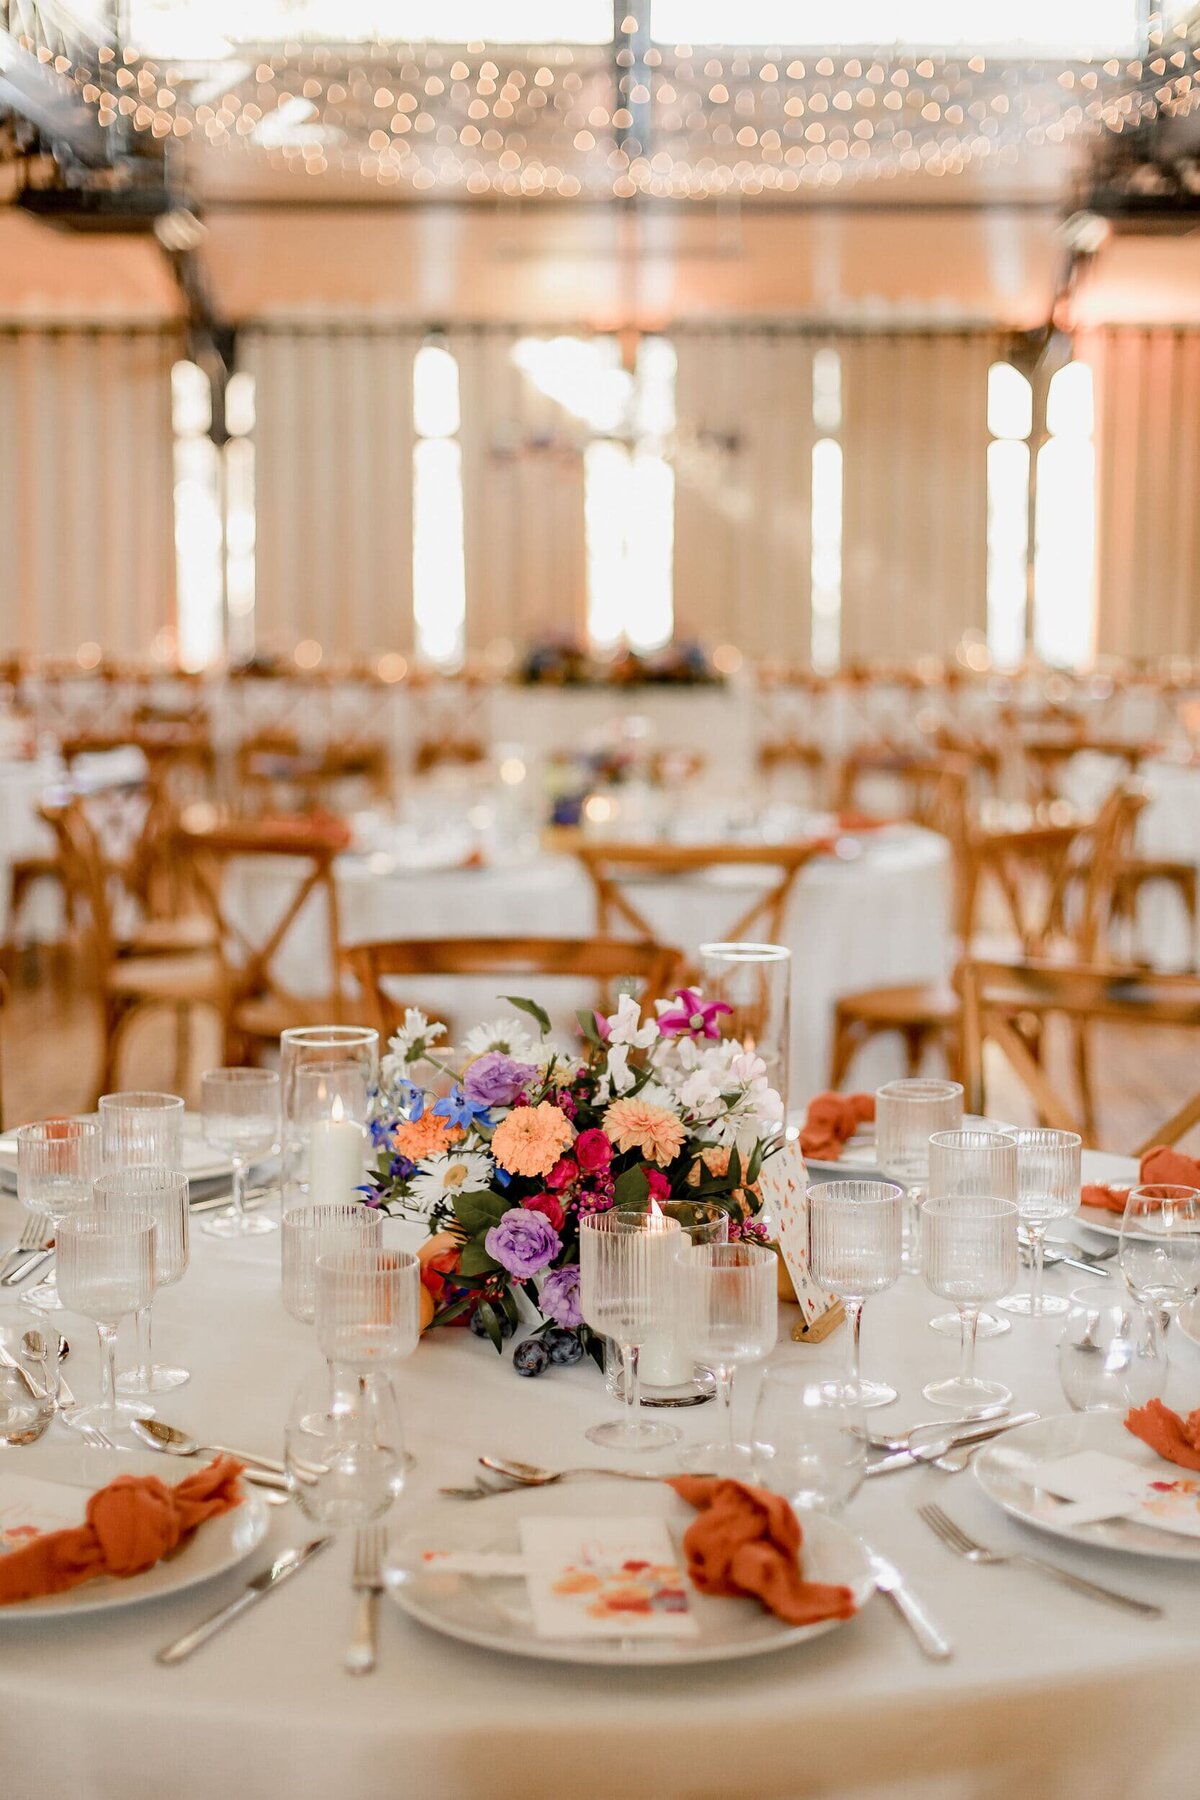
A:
[360, 988, 783, 1376]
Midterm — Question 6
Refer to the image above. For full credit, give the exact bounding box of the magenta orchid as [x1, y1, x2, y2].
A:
[655, 988, 733, 1040]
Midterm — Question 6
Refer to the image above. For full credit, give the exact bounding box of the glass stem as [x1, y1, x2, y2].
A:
[959, 1305, 980, 1387]
[230, 1154, 246, 1224]
[135, 1304, 153, 1384]
[1028, 1223, 1047, 1316]
[714, 1364, 736, 1456]
[845, 1296, 865, 1399]
[620, 1342, 641, 1428]
[96, 1322, 119, 1413]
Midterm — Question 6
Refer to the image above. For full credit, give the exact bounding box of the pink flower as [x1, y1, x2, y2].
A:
[575, 1128, 612, 1175]
[545, 1157, 577, 1192]
[656, 988, 732, 1040]
[645, 1168, 672, 1203]
[522, 1193, 566, 1232]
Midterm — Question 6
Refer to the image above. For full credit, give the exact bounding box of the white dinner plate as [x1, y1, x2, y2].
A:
[974, 1411, 1200, 1562]
[0, 1451, 270, 1619]
[385, 1479, 874, 1667]
[0, 1115, 233, 1189]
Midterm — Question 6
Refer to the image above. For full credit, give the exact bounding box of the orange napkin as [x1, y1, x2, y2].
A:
[1124, 1399, 1200, 1473]
[0, 1456, 244, 1607]
[799, 1091, 875, 1162]
[1079, 1145, 1200, 1215]
[666, 1475, 856, 1627]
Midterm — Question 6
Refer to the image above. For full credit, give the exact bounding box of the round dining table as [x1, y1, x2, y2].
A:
[224, 824, 952, 1105]
[1, 1150, 1198, 1800]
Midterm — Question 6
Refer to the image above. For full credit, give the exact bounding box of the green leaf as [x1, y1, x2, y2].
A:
[745, 1140, 765, 1187]
[500, 1288, 521, 1329]
[433, 1293, 475, 1327]
[613, 1162, 650, 1209]
[727, 1145, 743, 1190]
[501, 995, 552, 1037]
[576, 1007, 603, 1046]
[477, 1300, 505, 1354]
[452, 1190, 509, 1236]
[581, 1325, 606, 1373]
[457, 1241, 503, 1277]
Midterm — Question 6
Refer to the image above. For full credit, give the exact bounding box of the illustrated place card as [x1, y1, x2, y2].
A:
[518, 1516, 698, 1639]
[760, 1136, 841, 1330]
[0, 1474, 85, 1554]
[1033, 1449, 1200, 1537]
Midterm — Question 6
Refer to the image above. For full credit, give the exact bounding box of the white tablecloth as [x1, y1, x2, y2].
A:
[2, 1154, 1199, 1800]
[225, 828, 952, 1104]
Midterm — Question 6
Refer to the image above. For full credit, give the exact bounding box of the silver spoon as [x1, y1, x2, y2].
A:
[130, 1418, 290, 1487]
[479, 1455, 711, 1488]
[867, 1403, 1007, 1453]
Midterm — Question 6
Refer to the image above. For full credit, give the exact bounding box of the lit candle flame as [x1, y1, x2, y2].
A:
[331, 1094, 345, 1123]
[648, 1195, 667, 1229]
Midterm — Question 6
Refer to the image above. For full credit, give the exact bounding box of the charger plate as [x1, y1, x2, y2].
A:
[385, 1478, 873, 1666]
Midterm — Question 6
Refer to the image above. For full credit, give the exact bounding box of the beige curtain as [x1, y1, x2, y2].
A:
[0, 327, 176, 657]
[244, 327, 420, 659]
[839, 332, 997, 663]
[673, 330, 814, 660]
[450, 328, 587, 655]
[1080, 327, 1200, 659]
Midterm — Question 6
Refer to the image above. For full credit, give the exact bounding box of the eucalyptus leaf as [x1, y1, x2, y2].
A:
[502, 995, 552, 1037]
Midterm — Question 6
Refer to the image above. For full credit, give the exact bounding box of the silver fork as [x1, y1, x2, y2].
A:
[919, 1503, 1162, 1617]
[0, 1214, 52, 1280]
[346, 1525, 386, 1675]
[76, 1422, 119, 1451]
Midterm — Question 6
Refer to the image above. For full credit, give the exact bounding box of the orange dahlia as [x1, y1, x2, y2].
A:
[491, 1102, 574, 1178]
[603, 1099, 686, 1166]
[393, 1114, 462, 1161]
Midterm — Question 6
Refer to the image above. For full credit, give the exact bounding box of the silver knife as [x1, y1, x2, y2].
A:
[0, 1248, 52, 1288]
[156, 1537, 332, 1665]
[867, 1548, 952, 1660]
[866, 1412, 1039, 1477]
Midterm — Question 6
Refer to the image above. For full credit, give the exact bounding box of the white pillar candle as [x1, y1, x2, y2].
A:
[307, 1097, 365, 1203]
[638, 1203, 694, 1389]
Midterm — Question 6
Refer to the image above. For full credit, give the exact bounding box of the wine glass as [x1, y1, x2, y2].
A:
[282, 1204, 383, 1324]
[286, 1362, 407, 1527]
[579, 1210, 683, 1453]
[807, 1179, 904, 1409]
[752, 1364, 866, 1513]
[16, 1117, 100, 1312]
[674, 1242, 778, 1472]
[94, 1168, 190, 1394]
[201, 1067, 280, 1238]
[98, 1091, 184, 1171]
[1119, 1184, 1200, 1333]
[921, 1195, 1018, 1408]
[56, 1207, 156, 1436]
[1058, 1283, 1166, 1412]
[875, 1078, 963, 1272]
[999, 1128, 1082, 1319]
[314, 1247, 421, 1370]
[926, 1128, 1017, 1341]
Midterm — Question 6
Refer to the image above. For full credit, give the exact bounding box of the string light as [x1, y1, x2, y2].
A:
[29, 8, 1200, 195]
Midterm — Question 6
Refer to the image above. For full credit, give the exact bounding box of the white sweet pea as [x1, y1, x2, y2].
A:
[604, 993, 658, 1050]
[596, 1042, 636, 1101]
[677, 1067, 722, 1114]
[386, 1008, 448, 1067]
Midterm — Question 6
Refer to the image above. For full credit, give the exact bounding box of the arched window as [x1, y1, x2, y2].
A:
[172, 360, 255, 670]
[985, 360, 1031, 669]
[810, 346, 843, 672]
[412, 341, 466, 670]
[1034, 361, 1096, 670]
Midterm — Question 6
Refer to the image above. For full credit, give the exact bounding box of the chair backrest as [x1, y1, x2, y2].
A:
[349, 937, 680, 1039]
[573, 839, 819, 953]
[176, 814, 351, 1016]
[958, 954, 1200, 1151]
[1053, 784, 1147, 961]
[38, 798, 119, 972]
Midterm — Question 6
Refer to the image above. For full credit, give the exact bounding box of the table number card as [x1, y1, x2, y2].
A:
[518, 1517, 698, 1639]
[759, 1137, 844, 1342]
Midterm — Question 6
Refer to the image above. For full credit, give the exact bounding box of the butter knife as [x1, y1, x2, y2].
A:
[866, 1411, 1039, 1477]
[156, 1537, 331, 1665]
[0, 1248, 52, 1288]
[867, 1549, 952, 1661]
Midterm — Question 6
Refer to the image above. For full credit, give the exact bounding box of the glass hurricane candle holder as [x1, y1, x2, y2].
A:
[606, 1202, 729, 1402]
[295, 1063, 370, 1206]
[697, 942, 792, 1122]
[281, 1027, 378, 1207]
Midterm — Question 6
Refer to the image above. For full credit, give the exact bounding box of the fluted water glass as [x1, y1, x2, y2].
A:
[314, 1246, 422, 1370]
[1119, 1184, 1200, 1333]
[98, 1091, 184, 1172]
[201, 1067, 280, 1238]
[282, 1204, 383, 1324]
[56, 1207, 156, 1434]
[927, 1128, 1017, 1342]
[1000, 1128, 1082, 1319]
[16, 1116, 100, 1312]
[876, 1078, 963, 1272]
[95, 1168, 190, 1395]
[579, 1209, 683, 1453]
[808, 1179, 904, 1410]
[675, 1241, 778, 1471]
[922, 1195, 1018, 1408]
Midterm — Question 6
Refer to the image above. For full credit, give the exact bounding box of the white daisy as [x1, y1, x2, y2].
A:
[387, 1008, 448, 1068]
[461, 1017, 537, 1060]
[407, 1149, 495, 1212]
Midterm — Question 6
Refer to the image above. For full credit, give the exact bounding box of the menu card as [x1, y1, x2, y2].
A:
[517, 1517, 698, 1639]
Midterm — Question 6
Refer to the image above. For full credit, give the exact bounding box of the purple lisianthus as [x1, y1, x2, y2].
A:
[464, 1052, 537, 1109]
[539, 1263, 582, 1329]
[485, 1207, 561, 1279]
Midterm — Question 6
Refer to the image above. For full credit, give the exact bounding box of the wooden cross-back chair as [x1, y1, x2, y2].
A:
[959, 955, 1200, 1152]
[573, 840, 819, 978]
[40, 798, 223, 1100]
[349, 937, 681, 1041]
[175, 813, 356, 1063]
[234, 731, 391, 815]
